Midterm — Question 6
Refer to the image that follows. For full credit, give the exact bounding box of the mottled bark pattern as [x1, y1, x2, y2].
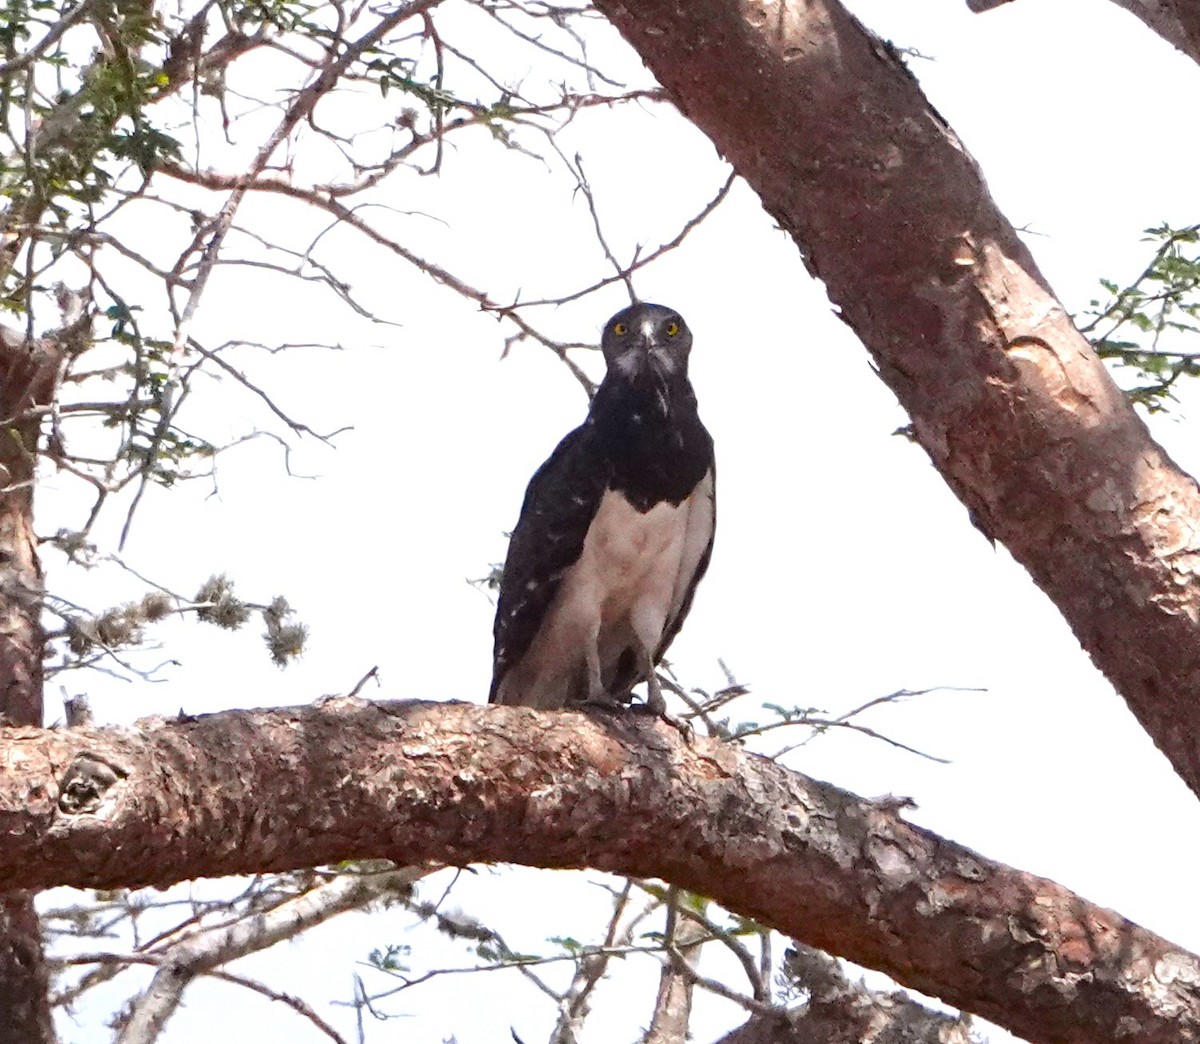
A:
[3, 699, 1199, 1043]
[0, 896, 53, 1043]
[590, 0, 1200, 802]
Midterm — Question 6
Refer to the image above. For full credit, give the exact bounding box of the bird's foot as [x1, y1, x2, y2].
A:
[628, 692, 693, 740]
[579, 691, 629, 714]
[643, 686, 667, 718]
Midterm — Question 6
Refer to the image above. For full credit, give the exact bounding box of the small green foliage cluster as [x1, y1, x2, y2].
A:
[227, 0, 313, 33]
[368, 55, 458, 111]
[367, 942, 413, 974]
[101, 309, 217, 485]
[1082, 223, 1200, 412]
[0, 0, 181, 242]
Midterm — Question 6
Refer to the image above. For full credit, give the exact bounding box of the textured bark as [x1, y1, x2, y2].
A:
[2, 699, 1199, 1044]
[0, 325, 60, 1044]
[0, 324, 57, 727]
[590, 0, 1200, 801]
[0, 895, 53, 1044]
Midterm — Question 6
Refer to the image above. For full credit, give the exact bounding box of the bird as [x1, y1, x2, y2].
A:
[489, 302, 716, 714]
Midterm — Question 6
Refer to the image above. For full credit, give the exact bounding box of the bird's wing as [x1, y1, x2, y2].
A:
[658, 464, 716, 661]
[489, 422, 608, 703]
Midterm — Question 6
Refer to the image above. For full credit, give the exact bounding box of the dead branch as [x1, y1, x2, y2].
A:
[116, 865, 430, 1043]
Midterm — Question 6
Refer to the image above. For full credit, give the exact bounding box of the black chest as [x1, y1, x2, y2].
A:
[589, 373, 714, 512]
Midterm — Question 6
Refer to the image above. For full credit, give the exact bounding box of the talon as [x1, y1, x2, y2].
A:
[580, 692, 627, 714]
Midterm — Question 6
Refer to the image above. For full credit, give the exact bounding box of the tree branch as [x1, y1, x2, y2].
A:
[4, 699, 1199, 1043]
[116, 865, 428, 1043]
[643, 890, 711, 1043]
[717, 943, 973, 1043]
[0, 319, 66, 1044]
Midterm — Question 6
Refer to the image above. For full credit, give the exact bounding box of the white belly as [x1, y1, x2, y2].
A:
[581, 489, 690, 624]
[498, 475, 714, 709]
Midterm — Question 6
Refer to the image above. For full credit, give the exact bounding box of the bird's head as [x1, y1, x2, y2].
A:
[601, 303, 692, 380]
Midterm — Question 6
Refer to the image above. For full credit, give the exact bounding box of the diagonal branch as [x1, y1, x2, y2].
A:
[717, 943, 974, 1044]
[3, 699, 1199, 1044]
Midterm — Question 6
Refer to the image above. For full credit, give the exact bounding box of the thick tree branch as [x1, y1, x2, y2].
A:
[3, 699, 1199, 1043]
[590, 0, 1200, 801]
[0, 321, 64, 1044]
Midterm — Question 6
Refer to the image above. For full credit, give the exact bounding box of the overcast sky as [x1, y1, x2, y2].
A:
[41, 1, 1200, 1041]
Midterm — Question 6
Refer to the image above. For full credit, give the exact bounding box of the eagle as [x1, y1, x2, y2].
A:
[489, 302, 715, 714]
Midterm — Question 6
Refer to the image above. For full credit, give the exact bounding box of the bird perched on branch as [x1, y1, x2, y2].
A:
[489, 302, 716, 714]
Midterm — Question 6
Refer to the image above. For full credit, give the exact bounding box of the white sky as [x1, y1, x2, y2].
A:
[40, 1, 1200, 1041]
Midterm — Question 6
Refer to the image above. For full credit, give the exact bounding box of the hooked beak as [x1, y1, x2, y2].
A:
[611, 323, 656, 378]
[631, 321, 668, 373]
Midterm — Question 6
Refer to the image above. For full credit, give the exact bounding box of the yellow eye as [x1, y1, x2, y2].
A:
[665, 321, 680, 336]
[613, 322, 627, 335]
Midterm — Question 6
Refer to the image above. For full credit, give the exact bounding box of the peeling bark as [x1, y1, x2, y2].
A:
[590, 0, 1200, 803]
[1, 699, 1198, 1043]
